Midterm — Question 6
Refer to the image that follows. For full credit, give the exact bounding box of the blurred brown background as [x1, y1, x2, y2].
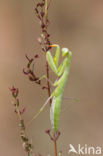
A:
[0, 0, 103, 156]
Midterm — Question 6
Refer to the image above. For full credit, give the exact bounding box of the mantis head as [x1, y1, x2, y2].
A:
[62, 48, 69, 57]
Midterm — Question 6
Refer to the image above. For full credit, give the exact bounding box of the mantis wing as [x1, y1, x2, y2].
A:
[50, 94, 62, 132]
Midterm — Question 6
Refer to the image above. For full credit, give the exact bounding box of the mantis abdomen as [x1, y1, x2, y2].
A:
[50, 94, 63, 132]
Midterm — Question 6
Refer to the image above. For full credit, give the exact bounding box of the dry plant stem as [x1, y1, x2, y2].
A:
[10, 87, 33, 156]
[44, 0, 52, 104]
[16, 106, 32, 156]
[54, 137, 58, 156]
[46, 60, 52, 104]
[35, 0, 58, 155]
[45, 0, 48, 21]
[44, 1, 58, 156]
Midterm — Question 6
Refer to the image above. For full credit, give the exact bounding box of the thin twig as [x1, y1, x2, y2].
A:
[10, 87, 33, 156]
[44, 1, 58, 156]
[46, 60, 52, 104]
[35, 0, 58, 155]
[54, 138, 58, 156]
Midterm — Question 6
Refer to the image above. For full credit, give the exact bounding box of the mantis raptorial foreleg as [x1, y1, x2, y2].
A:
[38, 75, 54, 86]
[46, 44, 60, 75]
[52, 44, 60, 67]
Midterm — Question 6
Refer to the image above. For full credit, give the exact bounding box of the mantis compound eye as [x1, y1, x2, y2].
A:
[62, 48, 69, 57]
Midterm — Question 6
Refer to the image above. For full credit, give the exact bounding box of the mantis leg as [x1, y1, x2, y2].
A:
[27, 95, 52, 126]
[46, 45, 68, 77]
[57, 48, 70, 77]
[51, 44, 60, 68]
[46, 48, 66, 78]
[63, 97, 79, 102]
[54, 52, 72, 86]
[52, 59, 67, 87]
[38, 75, 54, 86]
[46, 51, 58, 75]
[57, 58, 67, 77]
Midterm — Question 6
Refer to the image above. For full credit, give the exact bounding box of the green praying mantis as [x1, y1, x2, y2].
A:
[28, 44, 72, 133]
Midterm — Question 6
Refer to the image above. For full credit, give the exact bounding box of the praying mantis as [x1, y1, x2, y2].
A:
[28, 44, 72, 133]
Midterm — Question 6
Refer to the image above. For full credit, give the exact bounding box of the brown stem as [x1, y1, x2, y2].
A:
[35, 0, 58, 155]
[44, 1, 58, 156]
[54, 137, 58, 156]
[10, 87, 33, 156]
[46, 60, 52, 105]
